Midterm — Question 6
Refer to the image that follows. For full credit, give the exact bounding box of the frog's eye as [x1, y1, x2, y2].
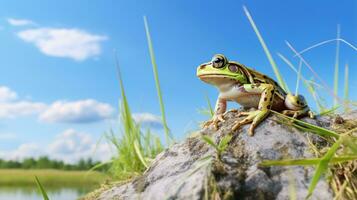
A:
[228, 64, 239, 73]
[211, 55, 227, 68]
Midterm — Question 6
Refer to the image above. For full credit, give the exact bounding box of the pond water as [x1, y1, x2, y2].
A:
[0, 186, 93, 200]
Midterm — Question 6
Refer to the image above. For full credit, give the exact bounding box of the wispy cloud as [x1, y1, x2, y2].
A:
[0, 86, 115, 123]
[0, 129, 113, 163]
[0, 101, 47, 119]
[39, 99, 114, 123]
[17, 28, 107, 61]
[132, 112, 163, 129]
[7, 18, 35, 26]
[0, 86, 18, 102]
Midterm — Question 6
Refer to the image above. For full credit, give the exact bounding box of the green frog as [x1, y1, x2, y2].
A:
[197, 54, 314, 136]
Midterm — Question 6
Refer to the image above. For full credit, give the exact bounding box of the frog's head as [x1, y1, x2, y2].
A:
[197, 54, 247, 86]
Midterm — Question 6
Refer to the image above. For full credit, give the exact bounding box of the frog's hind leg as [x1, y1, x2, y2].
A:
[282, 94, 314, 118]
[232, 83, 274, 136]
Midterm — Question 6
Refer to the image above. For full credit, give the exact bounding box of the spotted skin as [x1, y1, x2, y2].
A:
[197, 54, 314, 136]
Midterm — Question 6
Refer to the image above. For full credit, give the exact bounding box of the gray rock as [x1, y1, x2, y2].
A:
[98, 112, 335, 200]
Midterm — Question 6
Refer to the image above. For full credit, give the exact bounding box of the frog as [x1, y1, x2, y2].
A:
[197, 54, 314, 136]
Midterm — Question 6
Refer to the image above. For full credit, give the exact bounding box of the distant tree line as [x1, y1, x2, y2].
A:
[0, 156, 108, 171]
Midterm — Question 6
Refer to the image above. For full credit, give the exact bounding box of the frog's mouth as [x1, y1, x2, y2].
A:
[198, 74, 238, 85]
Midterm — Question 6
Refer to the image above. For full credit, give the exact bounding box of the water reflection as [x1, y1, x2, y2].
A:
[0, 186, 94, 200]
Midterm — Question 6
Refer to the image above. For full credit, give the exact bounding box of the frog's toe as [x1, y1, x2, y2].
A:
[232, 117, 253, 131]
[232, 111, 257, 131]
[225, 109, 239, 114]
[203, 114, 225, 130]
[308, 111, 315, 119]
[237, 111, 250, 117]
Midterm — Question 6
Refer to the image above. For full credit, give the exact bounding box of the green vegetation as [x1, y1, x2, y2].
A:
[35, 176, 50, 200]
[333, 25, 341, 107]
[201, 135, 232, 159]
[103, 50, 164, 180]
[144, 16, 173, 145]
[0, 157, 104, 171]
[0, 169, 108, 187]
[261, 112, 357, 198]
[244, 6, 357, 199]
[243, 6, 290, 93]
[344, 63, 349, 112]
[102, 17, 176, 181]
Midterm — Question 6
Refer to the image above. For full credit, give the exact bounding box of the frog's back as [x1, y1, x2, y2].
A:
[239, 63, 287, 98]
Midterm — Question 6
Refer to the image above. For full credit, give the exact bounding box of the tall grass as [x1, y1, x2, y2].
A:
[144, 16, 173, 145]
[243, 6, 290, 93]
[344, 63, 349, 112]
[277, 53, 326, 112]
[333, 25, 341, 107]
[243, 5, 357, 198]
[106, 54, 164, 180]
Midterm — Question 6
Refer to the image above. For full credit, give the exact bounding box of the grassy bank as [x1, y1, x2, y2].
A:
[0, 169, 109, 187]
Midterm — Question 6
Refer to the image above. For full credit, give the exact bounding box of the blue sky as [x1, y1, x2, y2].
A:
[0, 0, 355, 163]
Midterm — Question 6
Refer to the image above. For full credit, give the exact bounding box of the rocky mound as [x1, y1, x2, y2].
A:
[94, 111, 349, 200]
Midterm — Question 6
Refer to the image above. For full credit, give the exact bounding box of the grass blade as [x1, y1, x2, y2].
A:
[218, 135, 232, 152]
[318, 105, 340, 116]
[344, 63, 349, 112]
[307, 137, 344, 198]
[134, 140, 148, 168]
[205, 94, 214, 117]
[243, 6, 290, 93]
[272, 110, 340, 138]
[260, 156, 357, 167]
[35, 176, 50, 200]
[143, 16, 173, 145]
[201, 135, 218, 150]
[295, 60, 302, 96]
[333, 25, 341, 107]
[277, 53, 326, 112]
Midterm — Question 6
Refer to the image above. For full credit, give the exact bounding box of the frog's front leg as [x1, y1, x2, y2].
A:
[232, 83, 274, 136]
[203, 97, 227, 130]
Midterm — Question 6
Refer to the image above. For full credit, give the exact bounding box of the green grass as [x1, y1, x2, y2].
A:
[105, 53, 164, 180]
[243, 6, 290, 93]
[262, 111, 357, 198]
[0, 169, 108, 187]
[35, 176, 50, 200]
[144, 16, 173, 145]
[344, 63, 349, 112]
[333, 25, 341, 107]
[201, 135, 232, 159]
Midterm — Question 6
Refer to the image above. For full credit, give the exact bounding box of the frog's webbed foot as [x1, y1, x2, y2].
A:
[232, 110, 270, 136]
[203, 114, 225, 130]
[282, 107, 314, 119]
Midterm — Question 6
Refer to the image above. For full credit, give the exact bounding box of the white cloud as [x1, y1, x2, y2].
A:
[0, 101, 47, 119]
[0, 143, 42, 161]
[17, 28, 107, 61]
[132, 112, 163, 129]
[0, 85, 115, 123]
[48, 129, 112, 163]
[39, 99, 114, 123]
[0, 129, 113, 163]
[0, 86, 18, 102]
[7, 18, 35, 26]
